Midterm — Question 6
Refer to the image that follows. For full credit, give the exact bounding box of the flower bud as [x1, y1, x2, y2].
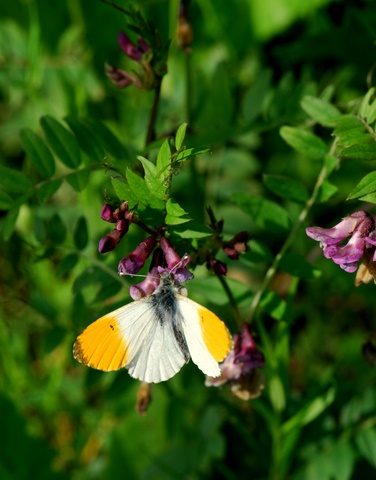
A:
[100, 204, 116, 223]
[223, 231, 250, 260]
[118, 31, 150, 61]
[98, 230, 123, 253]
[118, 236, 157, 276]
[207, 257, 227, 276]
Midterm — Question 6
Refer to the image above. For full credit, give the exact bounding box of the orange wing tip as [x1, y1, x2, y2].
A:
[73, 315, 129, 371]
[198, 306, 233, 361]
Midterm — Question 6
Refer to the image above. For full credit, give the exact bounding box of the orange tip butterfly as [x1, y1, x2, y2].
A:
[73, 271, 232, 383]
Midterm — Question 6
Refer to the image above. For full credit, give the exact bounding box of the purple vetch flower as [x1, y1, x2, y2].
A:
[160, 236, 194, 284]
[105, 63, 142, 89]
[306, 210, 376, 273]
[130, 248, 164, 300]
[98, 202, 133, 253]
[206, 257, 227, 276]
[118, 31, 150, 61]
[118, 236, 157, 276]
[222, 231, 250, 260]
[205, 324, 265, 400]
[129, 237, 195, 300]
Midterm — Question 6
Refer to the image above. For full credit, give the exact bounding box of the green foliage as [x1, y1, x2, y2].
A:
[1, 1, 376, 480]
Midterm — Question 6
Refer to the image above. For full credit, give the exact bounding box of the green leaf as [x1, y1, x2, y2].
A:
[65, 169, 90, 192]
[355, 428, 376, 468]
[260, 290, 288, 322]
[341, 141, 376, 161]
[65, 116, 105, 163]
[324, 154, 339, 174]
[280, 126, 327, 159]
[333, 115, 365, 137]
[328, 441, 355, 480]
[348, 171, 376, 200]
[20, 128, 55, 176]
[40, 115, 81, 168]
[138, 156, 166, 200]
[47, 213, 66, 244]
[281, 387, 336, 435]
[358, 87, 375, 118]
[367, 98, 376, 124]
[232, 192, 291, 233]
[156, 139, 171, 179]
[165, 199, 190, 225]
[279, 253, 321, 279]
[242, 69, 272, 123]
[175, 123, 188, 151]
[166, 199, 187, 217]
[85, 119, 128, 159]
[263, 174, 309, 203]
[126, 169, 150, 206]
[316, 180, 338, 203]
[0, 166, 32, 193]
[74, 216, 88, 250]
[2, 207, 19, 241]
[300, 95, 341, 126]
[176, 147, 210, 162]
[56, 253, 79, 277]
[111, 177, 138, 207]
[268, 373, 286, 412]
[37, 179, 63, 203]
[172, 222, 212, 238]
[0, 191, 13, 210]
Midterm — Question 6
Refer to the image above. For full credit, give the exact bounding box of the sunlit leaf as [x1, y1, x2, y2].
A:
[300, 95, 341, 126]
[348, 171, 376, 200]
[341, 141, 376, 161]
[175, 123, 188, 151]
[280, 126, 327, 159]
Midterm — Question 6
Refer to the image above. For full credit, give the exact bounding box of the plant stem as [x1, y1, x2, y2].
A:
[217, 275, 243, 330]
[145, 82, 162, 147]
[185, 53, 192, 125]
[247, 146, 335, 323]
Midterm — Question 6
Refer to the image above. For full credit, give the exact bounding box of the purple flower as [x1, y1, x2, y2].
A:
[205, 324, 265, 400]
[206, 257, 227, 276]
[98, 229, 124, 253]
[160, 237, 194, 284]
[105, 63, 142, 89]
[118, 236, 157, 276]
[222, 231, 250, 260]
[118, 31, 150, 61]
[98, 202, 133, 253]
[130, 248, 164, 300]
[306, 210, 376, 273]
[100, 204, 116, 223]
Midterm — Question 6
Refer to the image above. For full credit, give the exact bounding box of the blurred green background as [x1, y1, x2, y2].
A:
[1, 0, 376, 479]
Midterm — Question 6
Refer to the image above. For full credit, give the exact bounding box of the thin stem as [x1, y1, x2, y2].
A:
[185, 53, 192, 125]
[247, 142, 337, 323]
[145, 82, 162, 147]
[217, 275, 243, 330]
[99, 0, 130, 16]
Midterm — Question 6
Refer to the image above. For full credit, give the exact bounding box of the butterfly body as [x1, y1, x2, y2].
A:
[74, 272, 232, 383]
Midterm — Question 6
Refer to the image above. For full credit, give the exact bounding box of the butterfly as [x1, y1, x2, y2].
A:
[73, 271, 232, 383]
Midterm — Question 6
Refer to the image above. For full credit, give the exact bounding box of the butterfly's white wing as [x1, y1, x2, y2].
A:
[74, 298, 188, 383]
[177, 295, 232, 377]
